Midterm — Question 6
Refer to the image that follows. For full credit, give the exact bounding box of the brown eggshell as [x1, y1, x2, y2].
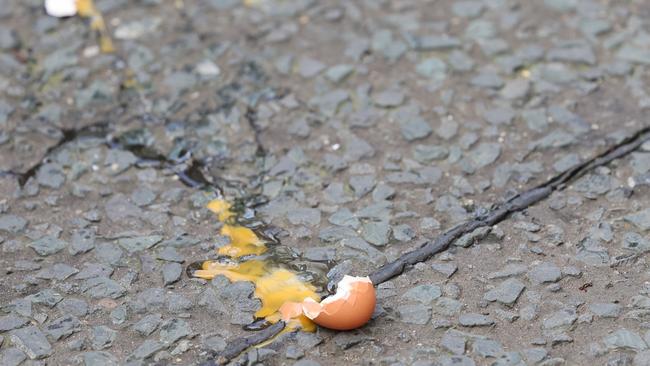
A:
[302, 275, 376, 330]
[279, 301, 304, 320]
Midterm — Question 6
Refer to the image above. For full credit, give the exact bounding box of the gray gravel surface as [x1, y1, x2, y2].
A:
[1, 0, 650, 365]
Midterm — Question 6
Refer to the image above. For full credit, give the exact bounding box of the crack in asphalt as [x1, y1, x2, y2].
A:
[1, 121, 111, 186]
[0, 119, 235, 197]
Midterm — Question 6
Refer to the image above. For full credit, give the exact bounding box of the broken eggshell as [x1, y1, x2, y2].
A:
[280, 275, 376, 331]
[45, 0, 78, 17]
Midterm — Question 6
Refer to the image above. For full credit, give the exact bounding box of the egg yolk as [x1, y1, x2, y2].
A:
[197, 199, 320, 332]
[207, 199, 235, 222]
[255, 269, 319, 332]
[193, 260, 268, 283]
[218, 225, 266, 257]
[207, 199, 266, 257]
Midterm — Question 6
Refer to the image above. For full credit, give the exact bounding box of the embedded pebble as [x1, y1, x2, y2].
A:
[0, 348, 27, 366]
[400, 117, 432, 141]
[0, 315, 29, 332]
[29, 236, 66, 256]
[484, 279, 526, 306]
[0, 215, 27, 233]
[287, 208, 321, 227]
[472, 339, 502, 359]
[466, 143, 501, 170]
[373, 89, 405, 108]
[431, 262, 458, 278]
[625, 209, 650, 231]
[589, 303, 621, 318]
[90, 326, 117, 350]
[543, 308, 577, 330]
[603, 329, 647, 351]
[133, 314, 162, 337]
[10, 326, 52, 359]
[402, 285, 442, 304]
[527, 262, 562, 285]
[458, 313, 495, 327]
[397, 304, 431, 325]
[45, 315, 81, 341]
[361, 221, 392, 246]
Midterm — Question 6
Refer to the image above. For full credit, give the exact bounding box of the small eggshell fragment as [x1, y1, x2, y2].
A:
[45, 0, 78, 17]
[302, 275, 376, 330]
[279, 301, 304, 321]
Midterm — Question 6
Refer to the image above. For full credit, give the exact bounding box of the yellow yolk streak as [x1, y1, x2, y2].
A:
[199, 199, 320, 332]
[218, 225, 266, 257]
[255, 269, 319, 332]
[207, 199, 235, 222]
[76, 0, 115, 53]
[193, 260, 267, 283]
[207, 199, 266, 257]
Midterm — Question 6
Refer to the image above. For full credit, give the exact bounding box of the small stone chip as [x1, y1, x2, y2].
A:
[29, 236, 66, 256]
[0, 214, 27, 233]
[527, 262, 562, 284]
[0, 315, 29, 332]
[373, 89, 405, 108]
[458, 313, 495, 327]
[431, 262, 458, 278]
[10, 326, 52, 360]
[397, 303, 431, 325]
[484, 278, 525, 306]
[162, 262, 183, 285]
[402, 284, 442, 304]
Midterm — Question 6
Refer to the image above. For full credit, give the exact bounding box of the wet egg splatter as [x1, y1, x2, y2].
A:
[192, 199, 321, 331]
